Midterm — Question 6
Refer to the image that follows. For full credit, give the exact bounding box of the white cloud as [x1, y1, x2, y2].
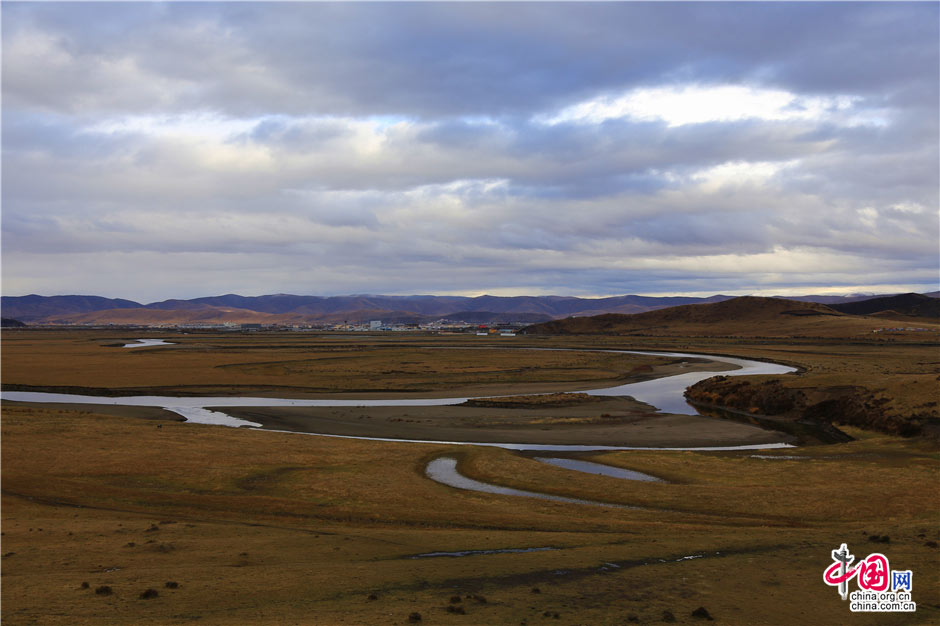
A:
[857, 207, 879, 229]
[690, 159, 797, 191]
[539, 84, 880, 128]
[87, 113, 258, 141]
[2, 3, 936, 299]
[890, 202, 925, 214]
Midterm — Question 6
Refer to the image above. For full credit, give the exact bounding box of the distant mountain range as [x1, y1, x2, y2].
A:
[0, 293, 727, 325]
[1, 291, 936, 326]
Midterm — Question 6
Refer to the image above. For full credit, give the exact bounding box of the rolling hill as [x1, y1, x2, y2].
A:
[0, 295, 142, 322]
[523, 296, 938, 338]
[828, 292, 940, 320]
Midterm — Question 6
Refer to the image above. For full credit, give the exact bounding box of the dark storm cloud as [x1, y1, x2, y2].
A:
[2, 2, 937, 300]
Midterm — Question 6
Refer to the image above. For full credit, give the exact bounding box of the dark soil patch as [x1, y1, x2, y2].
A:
[462, 393, 603, 408]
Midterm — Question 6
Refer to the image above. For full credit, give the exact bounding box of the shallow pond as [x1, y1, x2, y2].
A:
[121, 339, 176, 348]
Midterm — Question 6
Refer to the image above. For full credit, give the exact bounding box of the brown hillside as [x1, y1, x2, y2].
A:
[45, 305, 281, 325]
[38, 306, 444, 326]
[526, 296, 936, 338]
[36, 306, 551, 326]
[626, 296, 842, 323]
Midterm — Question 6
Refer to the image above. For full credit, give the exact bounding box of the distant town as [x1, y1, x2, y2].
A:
[45, 319, 528, 335]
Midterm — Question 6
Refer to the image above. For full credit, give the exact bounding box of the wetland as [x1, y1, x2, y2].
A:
[1, 329, 938, 625]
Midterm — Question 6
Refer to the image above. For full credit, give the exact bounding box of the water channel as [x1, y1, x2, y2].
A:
[1, 347, 796, 446]
[532, 457, 665, 482]
[2, 346, 799, 506]
[425, 457, 641, 509]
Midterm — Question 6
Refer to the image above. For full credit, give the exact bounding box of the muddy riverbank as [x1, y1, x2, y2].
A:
[219, 398, 793, 447]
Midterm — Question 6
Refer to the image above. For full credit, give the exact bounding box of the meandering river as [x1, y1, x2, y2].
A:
[1, 348, 796, 451]
[3, 346, 800, 506]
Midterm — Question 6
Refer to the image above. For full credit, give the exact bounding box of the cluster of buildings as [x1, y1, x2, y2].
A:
[76, 319, 530, 334]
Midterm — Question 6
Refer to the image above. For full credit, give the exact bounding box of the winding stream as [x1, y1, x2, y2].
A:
[1, 347, 796, 451]
[425, 457, 639, 509]
[3, 346, 801, 508]
[533, 457, 665, 482]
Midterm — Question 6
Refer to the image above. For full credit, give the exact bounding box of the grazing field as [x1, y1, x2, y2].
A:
[0, 330, 680, 397]
[2, 329, 939, 624]
[2, 406, 938, 625]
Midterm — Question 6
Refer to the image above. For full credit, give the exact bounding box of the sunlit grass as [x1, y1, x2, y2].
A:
[2, 330, 938, 624]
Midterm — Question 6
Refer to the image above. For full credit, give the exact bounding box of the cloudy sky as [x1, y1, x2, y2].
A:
[2, 2, 937, 302]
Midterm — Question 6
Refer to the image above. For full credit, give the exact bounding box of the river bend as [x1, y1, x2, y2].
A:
[1, 348, 796, 452]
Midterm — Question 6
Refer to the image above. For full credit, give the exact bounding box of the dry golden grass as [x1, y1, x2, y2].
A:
[0, 330, 670, 396]
[682, 342, 940, 422]
[2, 330, 939, 624]
[460, 439, 940, 524]
[2, 405, 938, 625]
[7, 330, 935, 416]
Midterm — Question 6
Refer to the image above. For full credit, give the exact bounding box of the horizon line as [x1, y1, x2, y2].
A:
[3, 287, 936, 304]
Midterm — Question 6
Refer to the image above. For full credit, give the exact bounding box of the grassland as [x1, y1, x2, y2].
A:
[2, 406, 938, 625]
[0, 330, 680, 397]
[2, 329, 939, 624]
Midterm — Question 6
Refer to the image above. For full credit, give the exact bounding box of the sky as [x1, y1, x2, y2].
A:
[2, 2, 938, 303]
